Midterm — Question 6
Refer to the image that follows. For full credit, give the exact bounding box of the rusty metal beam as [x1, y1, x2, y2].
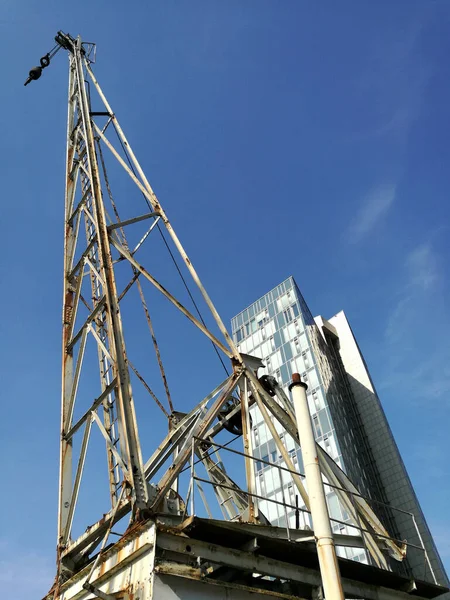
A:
[74, 37, 148, 511]
[155, 532, 429, 600]
[62, 416, 92, 545]
[109, 236, 232, 358]
[64, 378, 117, 441]
[106, 212, 159, 230]
[151, 372, 243, 509]
[58, 55, 77, 547]
[241, 377, 258, 522]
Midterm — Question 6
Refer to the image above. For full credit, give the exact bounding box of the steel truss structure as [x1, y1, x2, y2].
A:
[24, 32, 445, 600]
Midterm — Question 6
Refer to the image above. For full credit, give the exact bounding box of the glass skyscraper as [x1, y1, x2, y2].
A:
[231, 276, 448, 587]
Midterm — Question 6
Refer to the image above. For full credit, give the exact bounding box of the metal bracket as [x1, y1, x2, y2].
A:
[83, 582, 117, 600]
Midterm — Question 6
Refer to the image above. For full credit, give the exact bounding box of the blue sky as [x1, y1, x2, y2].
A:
[1, 1, 450, 597]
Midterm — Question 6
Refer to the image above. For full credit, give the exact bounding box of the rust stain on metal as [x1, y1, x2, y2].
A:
[61, 442, 70, 459]
[125, 582, 135, 600]
[123, 515, 150, 538]
[154, 562, 202, 580]
[117, 546, 126, 565]
[66, 146, 75, 184]
[99, 557, 107, 577]
[63, 291, 74, 335]
[291, 372, 301, 384]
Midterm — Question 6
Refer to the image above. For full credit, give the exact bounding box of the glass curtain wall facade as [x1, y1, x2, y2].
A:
[231, 277, 449, 586]
[231, 277, 367, 562]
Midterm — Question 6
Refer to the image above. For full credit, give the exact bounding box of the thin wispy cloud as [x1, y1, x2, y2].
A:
[382, 240, 450, 402]
[406, 243, 438, 290]
[385, 242, 439, 343]
[347, 184, 396, 243]
[385, 243, 440, 338]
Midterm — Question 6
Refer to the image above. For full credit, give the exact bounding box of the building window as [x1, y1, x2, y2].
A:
[313, 415, 322, 437]
[303, 351, 310, 369]
[253, 427, 259, 445]
[259, 474, 266, 495]
[245, 318, 257, 337]
[274, 330, 284, 348]
[284, 307, 293, 323]
[313, 392, 320, 411]
[256, 309, 268, 328]
[277, 294, 290, 313]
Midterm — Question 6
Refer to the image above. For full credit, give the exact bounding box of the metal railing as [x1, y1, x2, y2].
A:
[185, 436, 437, 585]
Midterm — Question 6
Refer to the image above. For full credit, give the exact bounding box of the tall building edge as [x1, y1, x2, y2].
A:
[231, 276, 448, 588]
[326, 310, 449, 587]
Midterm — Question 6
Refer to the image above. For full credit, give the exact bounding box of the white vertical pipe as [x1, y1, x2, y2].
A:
[290, 373, 344, 600]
